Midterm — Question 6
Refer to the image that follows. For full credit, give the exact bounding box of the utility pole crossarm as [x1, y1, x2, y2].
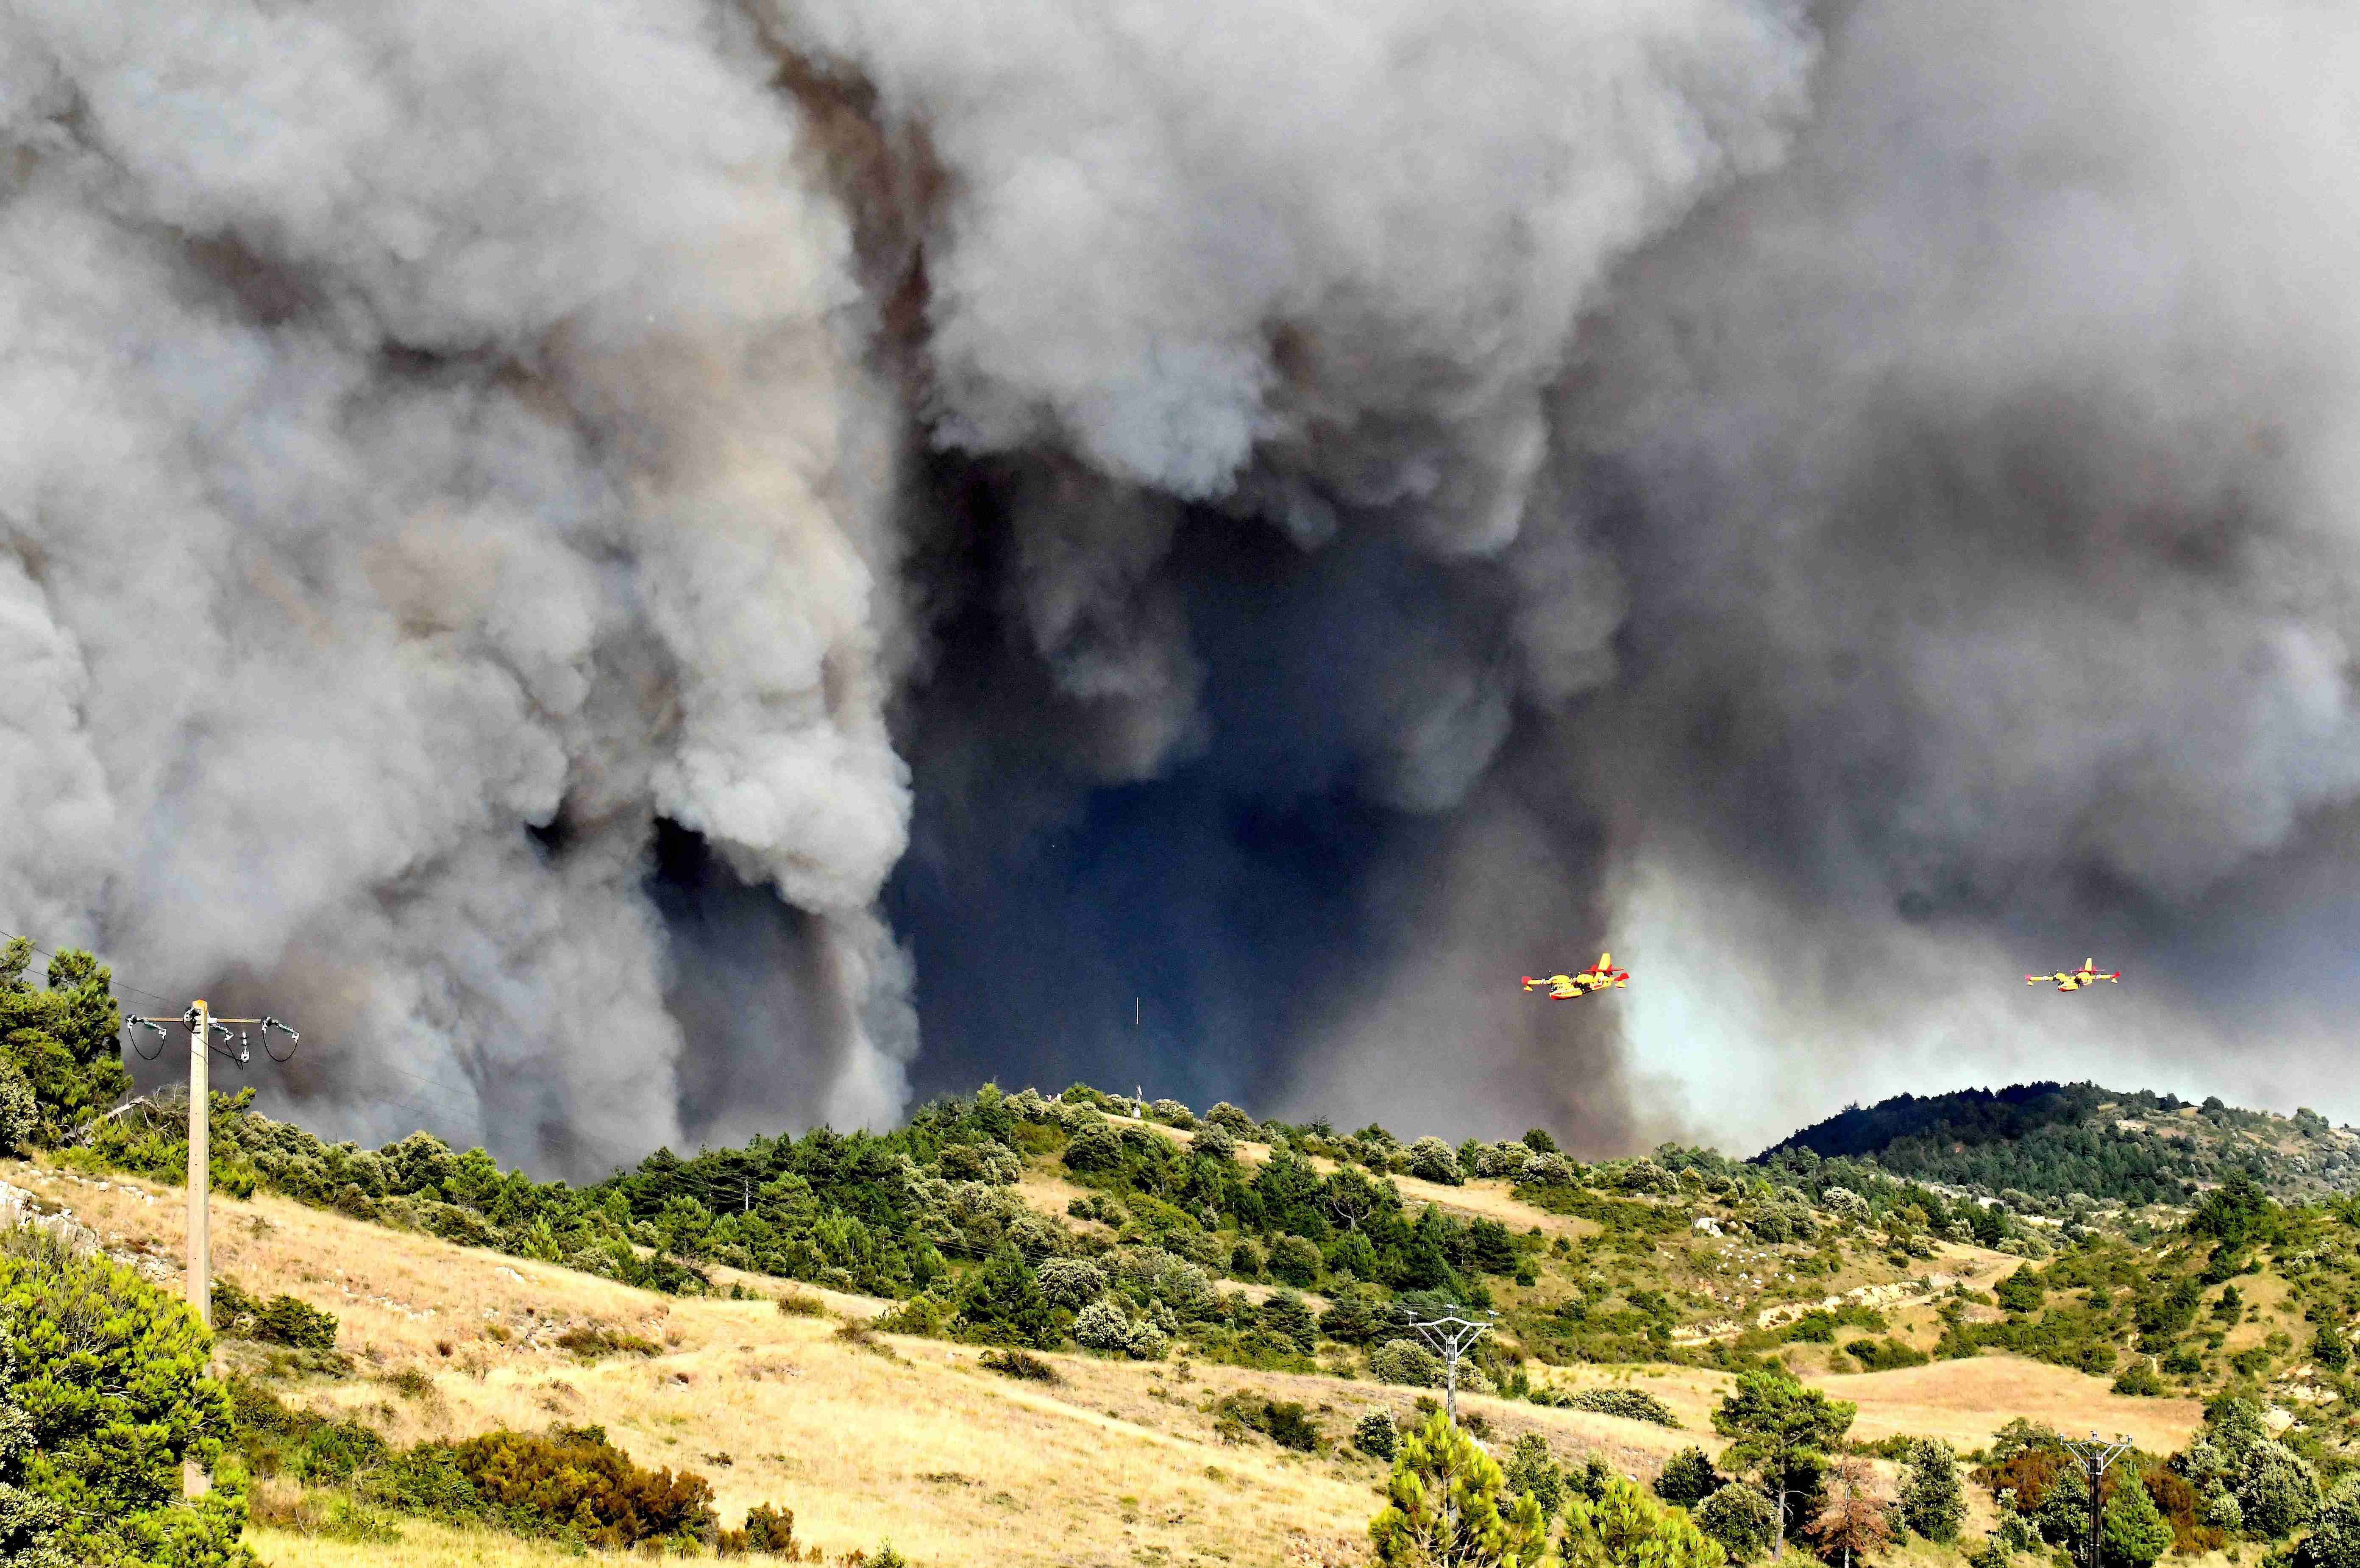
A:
[2062, 1431, 2134, 1568]
[1403, 1305, 1495, 1427]
[119, 1004, 302, 1335]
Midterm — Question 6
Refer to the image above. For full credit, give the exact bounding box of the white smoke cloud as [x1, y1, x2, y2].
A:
[0, 0, 914, 1176]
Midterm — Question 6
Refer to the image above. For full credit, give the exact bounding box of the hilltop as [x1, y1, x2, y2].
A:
[1760, 1082, 2360, 1206]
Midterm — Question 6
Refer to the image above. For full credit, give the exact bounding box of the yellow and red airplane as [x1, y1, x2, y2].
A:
[2026, 958, 2121, 992]
[1523, 954, 1629, 999]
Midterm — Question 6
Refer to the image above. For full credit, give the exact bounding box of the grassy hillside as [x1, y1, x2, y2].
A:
[7, 1152, 2209, 1568]
[1762, 1082, 2360, 1205]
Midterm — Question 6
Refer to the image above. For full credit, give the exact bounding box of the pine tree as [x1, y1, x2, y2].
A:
[1712, 1370, 1856, 1557]
[2102, 1476, 2173, 1568]
[1369, 1409, 1556, 1568]
[1560, 1476, 1727, 1568]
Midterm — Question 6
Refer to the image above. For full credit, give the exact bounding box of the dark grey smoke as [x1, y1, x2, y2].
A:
[8, 0, 2359, 1173]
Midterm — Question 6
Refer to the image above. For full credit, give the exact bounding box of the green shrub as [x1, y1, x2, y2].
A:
[415, 1427, 719, 1549]
[1696, 1481, 1775, 1561]
[775, 1289, 827, 1317]
[718, 1502, 797, 1557]
[1370, 1410, 1549, 1568]
[2301, 1479, 2360, 1568]
[2104, 1469, 2175, 1567]
[1842, 1337, 1930, 1372]
[1369, 1339, 1443, 1387]
[0, 941, 128, 1147]
[977, 1348, 1059, 1383]
[2236, 1442, 2321, 1539]
[2112, 1359, 2165, 1397]
[1568, 1386, 1682, 1427]
[1504, 1433, 1565, 1520]
[953, 1251, 1055, 1348]
[1, 1216, 252, 1566]
[1353, 1410, 1399, 1460]
[253, 1293, 340, 1351]
[1657, 1446, 1723, 1508]
[1216, 1393, 1321, 1452]
[1266, 1234, 1323, 1288]
[1899, 1438, 1966, 1543]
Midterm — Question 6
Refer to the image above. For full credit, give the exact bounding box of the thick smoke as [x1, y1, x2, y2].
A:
[0, 0, 915, 1176]
[9, 0, 2360, 1171]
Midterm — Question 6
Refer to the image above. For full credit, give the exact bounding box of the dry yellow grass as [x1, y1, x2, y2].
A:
[248, 1517, 789, 1567]
[1820, 1355, 2204, 1453]
[7, 1154, 2207, 1568]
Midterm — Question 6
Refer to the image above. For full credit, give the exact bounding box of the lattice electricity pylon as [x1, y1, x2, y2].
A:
[2062, 1431, 2135, 1568]
[1402, 1304, 1495, 1427]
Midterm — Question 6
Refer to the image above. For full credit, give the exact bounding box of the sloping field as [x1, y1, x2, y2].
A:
[1822, 1354, 2205, 1454]
[3, 1160, 1669, 1568]
[10, 1155, 2209, 1568]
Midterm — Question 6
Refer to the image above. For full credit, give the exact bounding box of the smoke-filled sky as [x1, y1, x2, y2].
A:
[6, 0, 2360, 1178]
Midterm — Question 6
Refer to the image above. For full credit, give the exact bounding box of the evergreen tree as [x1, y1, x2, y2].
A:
[1712, 1371, 1855, 1557]
[2304, 1479, 2360, 1568]
[0, 940, 125, 1146]
[1657, 1448, 1724, 1509]
[1, 1217, 251, 1566]
[1369, 1409, 1556, 1568]
[953, 1249, 1055, 1348]
[1560, 1476, 1726, 1568]
[2102, 1476, 2173, 1568]
[1898, 1439, 1966, 1543]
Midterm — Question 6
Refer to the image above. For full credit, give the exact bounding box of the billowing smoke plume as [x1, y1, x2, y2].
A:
[0, 0, 916, 1175]
[8, 0, 2360, 1173]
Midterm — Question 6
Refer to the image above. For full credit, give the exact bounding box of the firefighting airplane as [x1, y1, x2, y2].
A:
[1522, 954, 1630, 999]
[2026, 958, 2121, 992]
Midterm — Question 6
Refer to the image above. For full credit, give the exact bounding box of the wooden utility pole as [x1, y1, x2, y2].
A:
[123, 1001, 296, 1329]
[187, 1000, 210, 1328]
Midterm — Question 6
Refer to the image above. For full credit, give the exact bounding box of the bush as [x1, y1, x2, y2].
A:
[1214, 1393, 1320, 1452]
[1072, 1300, 1165, 1360]
[1267, 1234, 1323, 1288]
[1505, 1432, 1565, 1520]
[1354, 1410, 1399, 1460]
[253, 1294, 340, 1351]
[775, 1289, 827, 1317]
[2301, 1479, 2360, 1568]
[1, 1216, 253, 1567]
[1696, 1482, 1776, 1561]
[2112, 1359, 2165, 1397]
[1568, 1386, 1682, 1427]
[417, 1427, 718, 1549]
[2237, 1442, 2321, 1539]
[1260, 1291, 1317, 1355]
[1657, 1446, 1724, 1508]
[1036, 1258, 1106, 1309]
[1405, 1137, 1464, 1186]
[1370, 1339, 1444, 1387]
[2105, 1469, 2175, 1567]
[1832, 1334, 1924, 1372]
[953, 1251, 1055, 1348]
[1899, 1438, 1966, 1543]
[1370, 1410, 1550, 1568]
[977, 1348, 1059, 1383]
[0, 1059, 35, 1158]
